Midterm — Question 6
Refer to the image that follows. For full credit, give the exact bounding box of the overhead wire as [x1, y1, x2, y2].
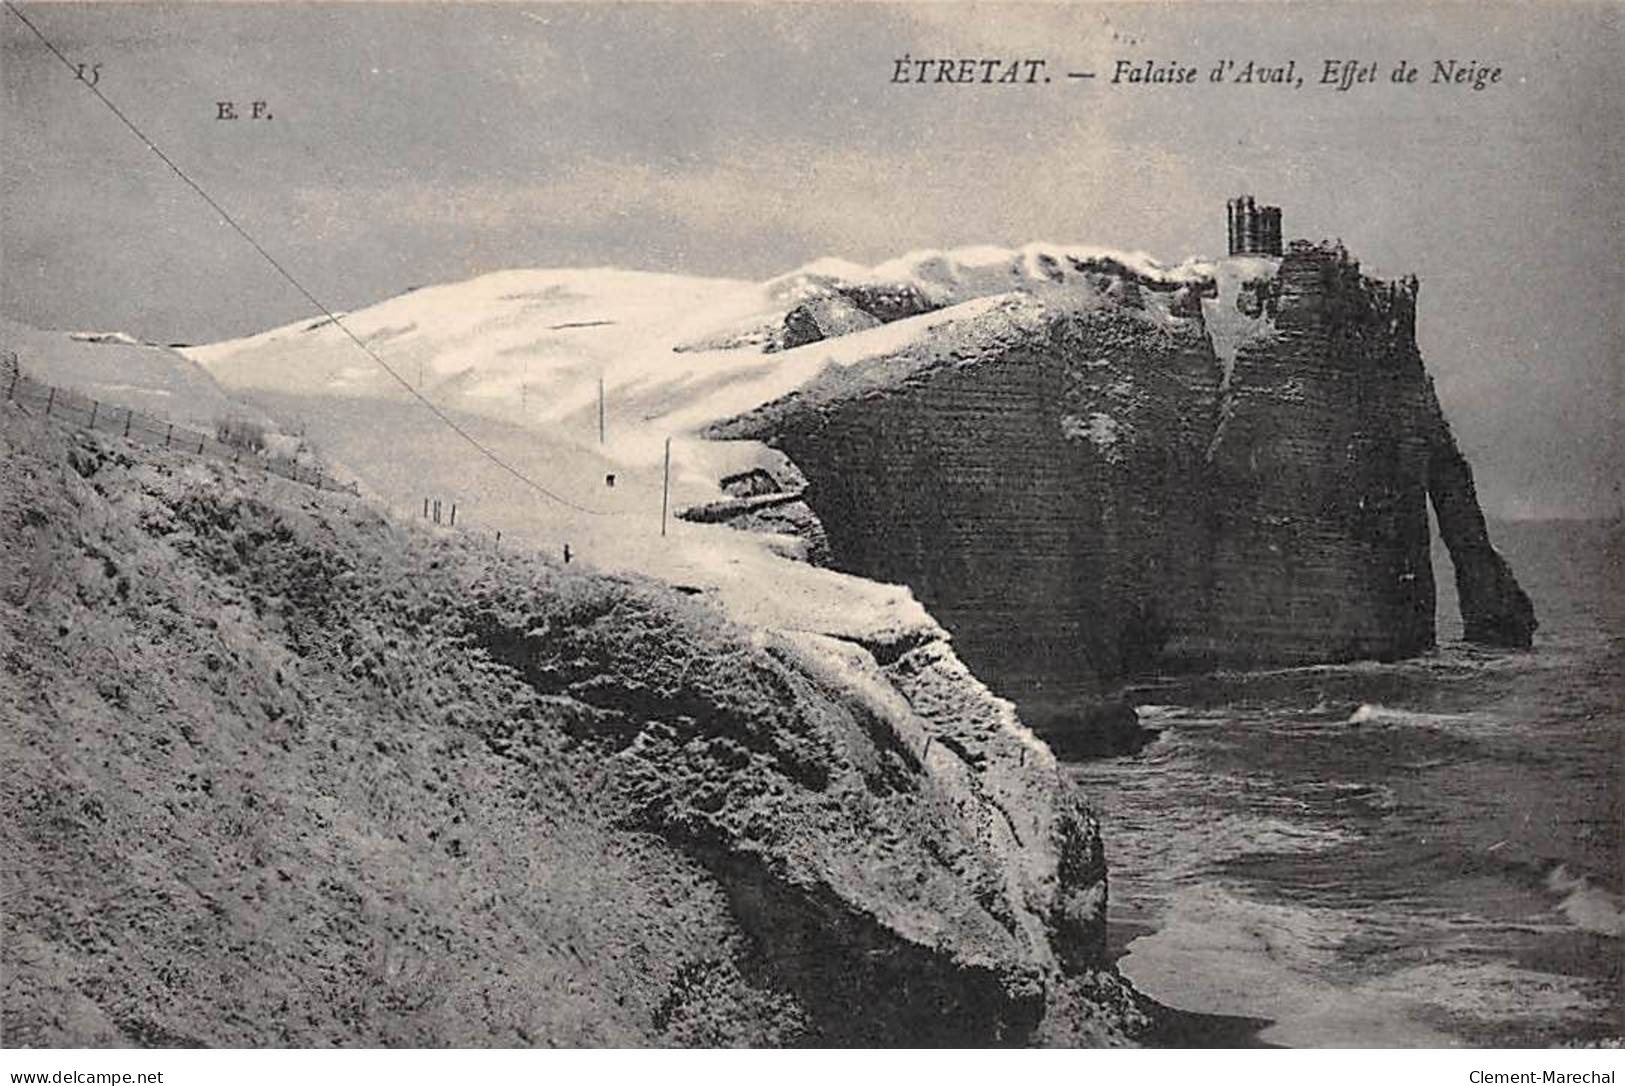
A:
[4, 0, 617, 516]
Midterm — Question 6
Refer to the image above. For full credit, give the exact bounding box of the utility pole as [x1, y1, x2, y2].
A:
[661, 436, 671, 537]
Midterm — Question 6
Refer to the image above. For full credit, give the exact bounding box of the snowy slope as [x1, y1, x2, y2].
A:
[182, 244, 1226, 455]
[175, 244, 1243, 646]
[0, 315, 276, 432]
[774, 242, 1216, 303]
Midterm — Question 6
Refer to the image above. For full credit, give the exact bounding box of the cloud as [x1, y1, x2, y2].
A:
[899, 2, 1117, 56]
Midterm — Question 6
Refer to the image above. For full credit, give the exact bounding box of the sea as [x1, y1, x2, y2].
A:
[1072, 519, 1623, 1047]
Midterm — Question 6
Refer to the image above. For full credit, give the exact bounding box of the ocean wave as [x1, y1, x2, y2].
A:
[1360, 960, 1599, 1024]
[1118, 883, 1459, 1046]
[1345, 702, 1480, 729]
[1545, 864, 1625, 938]
[1122, 885, 1606, 1045]
[1134, 704, 1196, 722]
[1171, 635, 1610, 685]
[1297, 778, 1399, 811]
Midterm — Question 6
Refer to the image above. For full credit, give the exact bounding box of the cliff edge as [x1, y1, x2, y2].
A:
[0, 401, 1143, 1046]
[703, 231, 1535, 745]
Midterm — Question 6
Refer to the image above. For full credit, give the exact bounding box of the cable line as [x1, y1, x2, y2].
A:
[4, 0, 616, 516]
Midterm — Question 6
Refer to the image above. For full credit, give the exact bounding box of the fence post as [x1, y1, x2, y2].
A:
[165, 423, 172, 447]
[45, 387, 55, 417]
[661, 436, 671, 537]
[123, 408, 132, 438]
[88, 400, 98, 429]
[197, 435, 205, 455]
[449, 502, 456, 527]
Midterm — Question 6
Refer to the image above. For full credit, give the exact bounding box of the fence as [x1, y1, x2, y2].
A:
[4, 366, 359, 498]
[2, 358, 622, 562]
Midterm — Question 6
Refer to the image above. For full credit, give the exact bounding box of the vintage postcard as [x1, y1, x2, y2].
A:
[1, 0, 1620, 1072]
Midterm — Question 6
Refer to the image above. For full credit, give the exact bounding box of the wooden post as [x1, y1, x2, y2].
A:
[87, 400, 98, 428]
[44, 387, 54, 417]
[449, 503, 457, 527]
[423, 498, 429, 519]
[197, 435, 206, 454]
[164, 423, 172, 447]
[123, 408, 132, 438]
[661, 436, 671, 537]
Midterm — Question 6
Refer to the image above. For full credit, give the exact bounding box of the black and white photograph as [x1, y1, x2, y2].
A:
[1, 0, 1620, 1074]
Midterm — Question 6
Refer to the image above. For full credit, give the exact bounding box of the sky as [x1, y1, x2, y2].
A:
[2, 1, 1620, 518]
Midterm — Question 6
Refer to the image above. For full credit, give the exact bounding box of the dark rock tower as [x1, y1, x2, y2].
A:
[1227, 195, 1283, 257]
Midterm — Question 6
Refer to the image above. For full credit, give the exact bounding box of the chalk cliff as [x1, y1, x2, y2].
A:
[164, 209, 1535, 747]
[706, 235, 1535, 743]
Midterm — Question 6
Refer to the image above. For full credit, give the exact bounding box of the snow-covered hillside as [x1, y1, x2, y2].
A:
[0, 315, 275, 432]
[172, 243, 1241, 644]
[182, 244, 1226, 455]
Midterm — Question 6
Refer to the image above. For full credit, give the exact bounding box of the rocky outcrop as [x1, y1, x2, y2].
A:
[706, 239, 1533, 743]
[1, 402, 1142, 1047]
[1190, 243, 1440, 665]
[708, 281, 1220, 740]
[1423, 383, 1538, 647]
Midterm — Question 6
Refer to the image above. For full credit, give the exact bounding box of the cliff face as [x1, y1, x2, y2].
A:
[1424, 383, 1538, 647]
[708, 241, 1534, 735]
[0, 402, 1141, 1047]
[710, 277, 1221, 731]
[1191, 245, 1441, 665]
[1200, 242, 1533, 657]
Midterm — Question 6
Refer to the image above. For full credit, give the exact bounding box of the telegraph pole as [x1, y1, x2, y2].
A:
[661, 436, 671, 537]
